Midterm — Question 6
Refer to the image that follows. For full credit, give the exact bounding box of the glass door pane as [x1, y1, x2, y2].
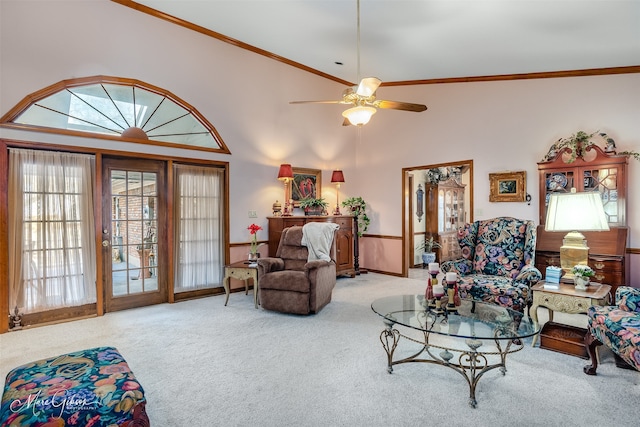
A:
[111, 170, 158, 296]
[584, 167, 619, 224]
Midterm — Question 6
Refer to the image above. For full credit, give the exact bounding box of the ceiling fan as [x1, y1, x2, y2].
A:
[289, 0, 428, 126]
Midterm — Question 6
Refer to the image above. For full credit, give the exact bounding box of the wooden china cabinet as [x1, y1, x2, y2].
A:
[267, 215, 355, 277]
[423, 177, 466, 262]
[536, 143, 629, 295]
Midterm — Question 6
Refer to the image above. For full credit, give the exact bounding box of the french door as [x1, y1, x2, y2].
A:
[101, 157, 167, 312]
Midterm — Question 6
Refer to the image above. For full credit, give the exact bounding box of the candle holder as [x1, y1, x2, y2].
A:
[427, 263, 440, 308]
[445, 272, 459, 313]
[432, 294, 446, 316]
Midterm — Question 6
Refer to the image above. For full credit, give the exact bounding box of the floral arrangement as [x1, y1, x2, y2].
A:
[542, 130, 639, 163]
[572, 265, 594, 278]
[247, 223, 262, 255]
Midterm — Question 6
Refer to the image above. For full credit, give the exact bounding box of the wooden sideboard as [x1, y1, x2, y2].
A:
[267, 216, 355, 277]
[535, 225, 629, 296]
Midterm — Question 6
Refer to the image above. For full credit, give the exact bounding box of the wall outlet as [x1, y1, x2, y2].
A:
[248, 210, 257, 218]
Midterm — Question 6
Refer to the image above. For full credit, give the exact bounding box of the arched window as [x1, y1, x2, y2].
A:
[0, 76, 230, 153]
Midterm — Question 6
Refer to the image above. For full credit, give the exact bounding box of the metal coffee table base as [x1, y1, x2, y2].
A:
[379, 316, 524, 408]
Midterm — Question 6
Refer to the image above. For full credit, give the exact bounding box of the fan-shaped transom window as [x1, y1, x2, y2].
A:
[1, 76, 229, 153]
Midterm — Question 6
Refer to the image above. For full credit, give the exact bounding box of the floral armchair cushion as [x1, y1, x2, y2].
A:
[441, 217, 542, 313]
[585, 287, 640, 374]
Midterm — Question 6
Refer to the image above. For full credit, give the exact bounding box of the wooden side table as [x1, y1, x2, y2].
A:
[223, 261, 259, 308]
[530, 281, 611, 350]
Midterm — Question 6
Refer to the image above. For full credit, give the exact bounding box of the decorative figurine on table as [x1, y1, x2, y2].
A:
[9, 306, 23, 330]
[454, 284, 461, 306]
[425, 276, 434, 304]
[272, 200, 282, 216]
[282, 198, 294, 216]
[426, 262, 440, 308]
[445, 272, 461, 313]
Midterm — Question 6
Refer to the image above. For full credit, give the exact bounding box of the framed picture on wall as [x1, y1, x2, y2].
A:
[489, 171, 526, 202]
[288, 167, 321, 207]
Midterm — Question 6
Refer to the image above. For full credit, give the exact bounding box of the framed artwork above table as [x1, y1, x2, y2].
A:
[288, 167, 321, 207]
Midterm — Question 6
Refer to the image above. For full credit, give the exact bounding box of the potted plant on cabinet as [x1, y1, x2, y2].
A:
[416, 236, 442, 267]
[299, 196, 329, 216]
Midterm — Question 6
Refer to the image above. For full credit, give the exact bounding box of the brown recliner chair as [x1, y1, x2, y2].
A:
[257, 225, 337, 315]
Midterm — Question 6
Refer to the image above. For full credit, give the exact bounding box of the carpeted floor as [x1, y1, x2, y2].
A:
[1, 272, 638, 426]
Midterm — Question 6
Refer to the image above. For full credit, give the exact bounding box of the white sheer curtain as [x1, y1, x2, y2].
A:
[174, 164, 224, 291]
[8, 149, 97, 314]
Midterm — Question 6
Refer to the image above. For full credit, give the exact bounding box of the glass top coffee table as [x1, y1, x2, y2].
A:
[371, 295, 540, 408]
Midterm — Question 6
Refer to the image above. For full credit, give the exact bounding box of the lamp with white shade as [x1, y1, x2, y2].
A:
[544, 188, 610, 282]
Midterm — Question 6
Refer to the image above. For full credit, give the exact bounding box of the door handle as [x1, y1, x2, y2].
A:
[102, 240, 110, 247]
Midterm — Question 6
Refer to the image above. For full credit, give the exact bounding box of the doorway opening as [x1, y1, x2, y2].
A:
[402, 160, 473, 278]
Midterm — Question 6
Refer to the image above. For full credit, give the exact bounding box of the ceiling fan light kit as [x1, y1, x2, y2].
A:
[342, 105, 377, 126]
[289, 0, 427, 126]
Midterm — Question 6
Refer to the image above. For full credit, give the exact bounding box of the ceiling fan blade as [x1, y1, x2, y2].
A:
[289, 100, 347, 105]
[356, 77, 382, 97]
[374, 99, 428, 112]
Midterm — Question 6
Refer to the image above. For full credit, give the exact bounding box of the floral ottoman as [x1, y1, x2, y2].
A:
[1, 346, 149, 426]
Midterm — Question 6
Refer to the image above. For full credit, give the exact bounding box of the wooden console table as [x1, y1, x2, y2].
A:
[267, 215, 355, 277]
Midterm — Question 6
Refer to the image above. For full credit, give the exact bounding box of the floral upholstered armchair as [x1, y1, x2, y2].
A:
[584, 286, 640, 375]
[441, 217, 542, 314]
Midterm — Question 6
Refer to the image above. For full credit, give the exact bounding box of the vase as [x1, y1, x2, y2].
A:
[248, 252, 260, 262]
[421, 252, 436, 268]
[574, 275, 590, 290]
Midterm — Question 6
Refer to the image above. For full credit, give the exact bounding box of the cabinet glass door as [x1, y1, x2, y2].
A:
[583, 167, 619, 224]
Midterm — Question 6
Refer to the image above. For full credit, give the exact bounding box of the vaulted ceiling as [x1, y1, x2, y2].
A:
[117, 0, 640, 85]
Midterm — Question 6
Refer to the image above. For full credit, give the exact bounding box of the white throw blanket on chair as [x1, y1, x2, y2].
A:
[301, 222, 339, 262]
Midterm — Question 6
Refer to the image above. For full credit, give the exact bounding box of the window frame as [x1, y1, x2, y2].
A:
[0, 75, 231, 154]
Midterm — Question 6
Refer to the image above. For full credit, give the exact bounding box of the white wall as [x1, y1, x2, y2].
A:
[351, 76, 639, 237]
[0, 0, 355, 245]
[351, 76, 640, 284]
[2, 1, 638, 283]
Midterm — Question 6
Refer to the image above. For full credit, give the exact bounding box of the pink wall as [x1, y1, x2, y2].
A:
[359, 237, 403, 276]
[1, 1, 638, 286]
